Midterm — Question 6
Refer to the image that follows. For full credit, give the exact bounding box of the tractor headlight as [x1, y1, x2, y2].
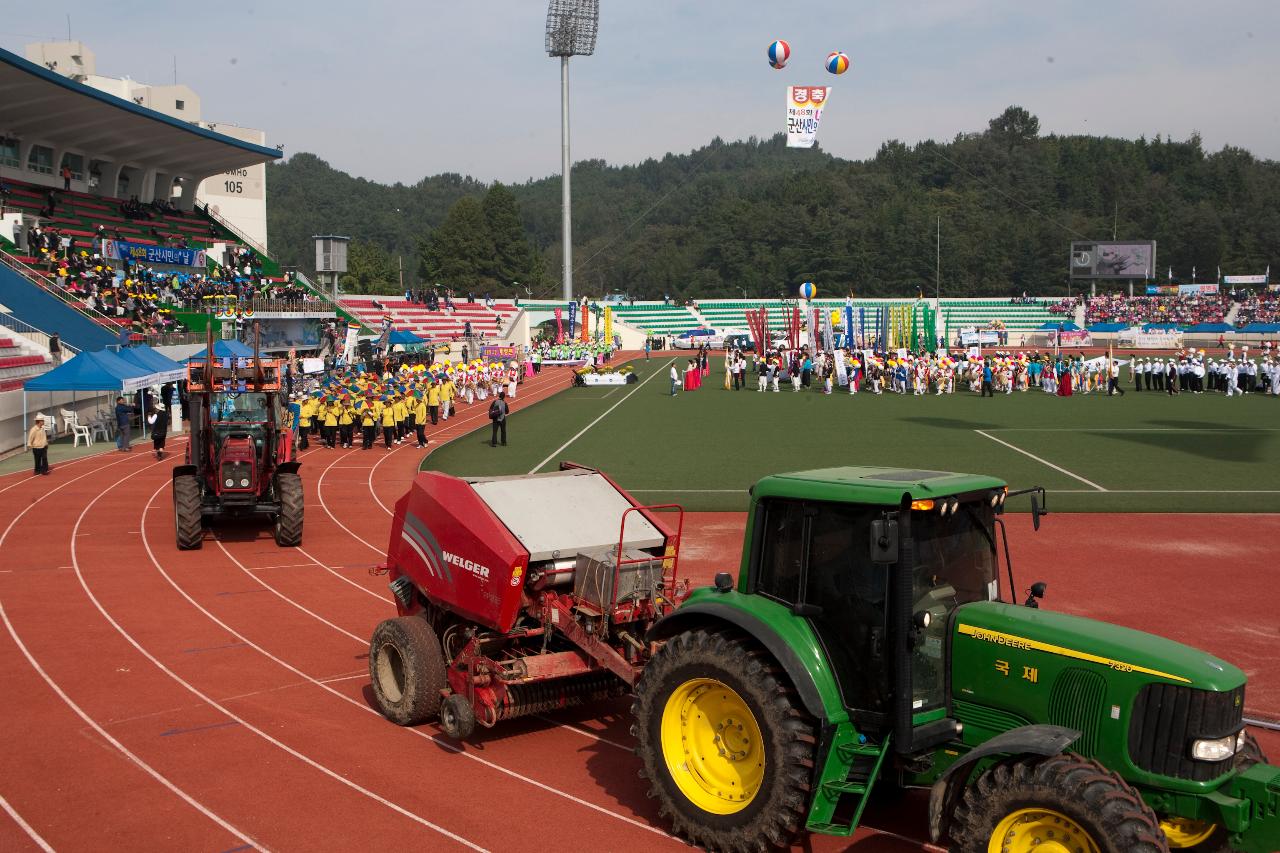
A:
[1237, 730, 1249, 752]
[240, 478, 250, 487]
[1190, 733, 1239, 762]
[225, 478, 234, 487]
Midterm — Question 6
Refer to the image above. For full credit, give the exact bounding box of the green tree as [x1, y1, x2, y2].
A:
[339, 240, 399, 294]
[417, 196, 496, 292]
[482, 183, 543, 293]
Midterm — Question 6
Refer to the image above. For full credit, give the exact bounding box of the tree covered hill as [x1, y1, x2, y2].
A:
[265, 107, 1280, 298]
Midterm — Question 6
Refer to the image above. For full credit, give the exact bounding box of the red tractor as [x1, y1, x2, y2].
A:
[368, 463, 685, 738]
[172, 327, 302, 549]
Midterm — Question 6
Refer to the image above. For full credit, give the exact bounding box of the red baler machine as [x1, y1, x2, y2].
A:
[370, 462, 686, 738]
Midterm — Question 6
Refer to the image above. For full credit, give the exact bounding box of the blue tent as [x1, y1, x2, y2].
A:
[1237, 323, 1280, 334]
[1086, 323, 1128, 333]
[116, 345, 186, 383]
[389, 329, 424, 346]
[183, 339, 254, 362]
[24, 349, 151, 392]
[1039, 321, 1080, 331]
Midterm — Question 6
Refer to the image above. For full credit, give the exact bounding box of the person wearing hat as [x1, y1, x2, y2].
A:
[27, 415, 50, 475]
[379, 395, 396, 449]
[147, 403, 169, 460]
[359, 399, 377, 449]
[338, 397, 356, 448]
[411, 391, 428, 448]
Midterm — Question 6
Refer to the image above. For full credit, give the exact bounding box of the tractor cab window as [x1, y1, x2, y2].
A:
[754, 500, 805, 603]
[751, 498, 890, 717]
[909, 503, 998, 712]
[805, 503, 889, 716]
[212, 392, 270, 423]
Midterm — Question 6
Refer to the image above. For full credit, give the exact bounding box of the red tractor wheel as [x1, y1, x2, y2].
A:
[273, 472, 303, 547]
[439, 694, 476, 741]
[173, 473, 203, 550]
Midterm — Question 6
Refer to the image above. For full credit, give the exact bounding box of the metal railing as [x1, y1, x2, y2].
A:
[197, 201, 274, 261]
[0, 251, 127, 331]
[177, 297, 336, 315]
[0, 312, 80, 354]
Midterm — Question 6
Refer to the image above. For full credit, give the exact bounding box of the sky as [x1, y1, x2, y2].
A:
[5, 1, 1278, 185]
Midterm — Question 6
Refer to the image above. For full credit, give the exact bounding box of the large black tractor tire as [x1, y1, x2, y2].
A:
[173, 474, 204, 550]
[1159, 730, 1268, 852]
[368, 616, 447, 726]
[631, 628, 817, 852]
[949, 753, 1169, 853]
[273, 472, 304, 547]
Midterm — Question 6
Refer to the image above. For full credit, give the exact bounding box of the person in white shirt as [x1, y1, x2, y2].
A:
[669, 363, 679, 396]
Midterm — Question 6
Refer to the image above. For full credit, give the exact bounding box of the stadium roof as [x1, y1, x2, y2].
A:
[0, 46, 281, 177]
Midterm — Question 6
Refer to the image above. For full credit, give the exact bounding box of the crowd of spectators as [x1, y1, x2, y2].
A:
[1047, 296, 1079, 315]
[1085, 293, 1229, 326]
[119, 194, 181, 220]
[1232, 290, 1280, 326]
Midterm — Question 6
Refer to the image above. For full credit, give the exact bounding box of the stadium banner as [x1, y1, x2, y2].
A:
[1118, 328, 1183, 348]
[1178, 283, 1219, 295]
[1223, 274, 1268, 285]
[103, 239, 207, 268]
[1069, 241, 1156, 280]
[343, 322, 360, 357]
[834, 357, 848, 387]
[603, 306, 613, 344]
[785, 85, 830, 149]
[1046, 329, 1092, 347]
[254, 318, 330, 351]
[481, 345, 518, 363]
[568, 301, 577, 338]
[580, 373, 629, 386]
[959, 329, 999, 346]
[301, 357, 326, 374]
[1146, 285, 1179, 295]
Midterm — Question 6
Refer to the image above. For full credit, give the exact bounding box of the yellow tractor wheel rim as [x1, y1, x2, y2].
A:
[1161, 817, 1218, 847]
[988, 808, 1101, 853]
[659, 678, 764, 815]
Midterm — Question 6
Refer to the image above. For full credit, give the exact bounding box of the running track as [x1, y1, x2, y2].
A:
[0, 359, 1273, 852]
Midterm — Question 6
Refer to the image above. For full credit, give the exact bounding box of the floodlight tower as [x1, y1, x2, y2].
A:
[545, 0, 598, 303]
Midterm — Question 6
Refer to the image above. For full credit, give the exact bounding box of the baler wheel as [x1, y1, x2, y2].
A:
[1158, 730, 1269, 851]
[440, 693, 476, 741]
[273, 472, 304, 547]
[173, 474, 204, 550]
[631, 628, 816, 852]
[949, 753, 1168, 853]
[368, 616, 446, 726]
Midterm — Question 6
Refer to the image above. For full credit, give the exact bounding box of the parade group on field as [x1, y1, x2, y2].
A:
[672, 342, 1280, 398]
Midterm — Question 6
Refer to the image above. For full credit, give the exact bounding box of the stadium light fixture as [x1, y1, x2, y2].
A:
[545, 0, 599, 302]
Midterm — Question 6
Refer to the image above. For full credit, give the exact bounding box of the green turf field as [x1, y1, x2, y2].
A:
[425, 358, 1280, 513]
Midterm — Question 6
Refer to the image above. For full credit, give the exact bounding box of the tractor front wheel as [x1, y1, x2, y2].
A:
[368, 616, 446, 726]
[1158, 730, 1268, 851]
[949, 753, 1169, 853]
[631, 628, 817, 852]
[273, 472, 303, 547]
[173, 474, 204, 550]
[439, 693, 476, 741]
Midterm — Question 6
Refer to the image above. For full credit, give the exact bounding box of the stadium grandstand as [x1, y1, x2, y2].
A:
[0, 41, 347, 453]
[339, 296, 519, 342]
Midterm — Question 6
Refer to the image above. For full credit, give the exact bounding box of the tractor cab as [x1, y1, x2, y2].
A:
[740, 468, 1013, 753]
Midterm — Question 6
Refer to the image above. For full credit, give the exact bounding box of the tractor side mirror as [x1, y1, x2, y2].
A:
[1024, 581, 1047, 608]
[870, 518, 898, 564]
[1031, 495, 1047, 531]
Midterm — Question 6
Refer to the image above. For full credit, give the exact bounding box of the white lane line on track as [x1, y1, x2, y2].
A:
[0, 792, 55, 852]
[74, 470, 486, 851]
[295, 547, 391, 603]
[139, 481, 672, 839]
[0, 447, 261, 851]
[528, 360, 675, 475]
[974, 429, 1108, 492]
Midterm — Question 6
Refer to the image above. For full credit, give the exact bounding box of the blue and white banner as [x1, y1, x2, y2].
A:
[104, 239, 207, 268]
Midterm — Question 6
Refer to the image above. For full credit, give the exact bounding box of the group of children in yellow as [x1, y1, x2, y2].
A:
[289, 359, 521, 451]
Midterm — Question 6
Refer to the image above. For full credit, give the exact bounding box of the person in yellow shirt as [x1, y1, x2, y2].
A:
[392, 395, 407, 445]
[427, 381, 441, 426]
[411, 391, 428, 448]
[402, 388, 418, 446]
[359, 399, 377, 450]
[441, 376, 454, 421]
[379, 395, 396, 449]
[28, 414, 50, 475]
[338, 397, 356, 448]
[321, 399, 339, 448]
[298, 395, 316, 449]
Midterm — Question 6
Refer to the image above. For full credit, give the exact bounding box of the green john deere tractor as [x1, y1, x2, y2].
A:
[633, 467, 1279, 852]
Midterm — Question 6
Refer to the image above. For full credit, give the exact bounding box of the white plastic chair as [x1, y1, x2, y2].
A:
[64, 410, 93, 447]
[59, 408, 76, 437]
[89, 415, 112, 444]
